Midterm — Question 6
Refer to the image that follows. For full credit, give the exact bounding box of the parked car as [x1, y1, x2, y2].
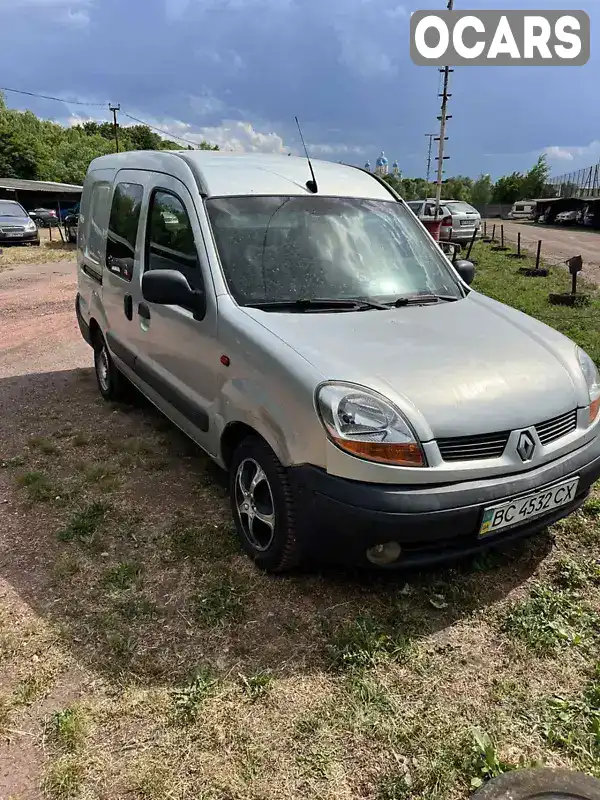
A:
[555, 209, 579, 225]
[508, 201, 537, 220]
[76, 152, 600, 572]
[0, 199, 40, 246]
[430, 199, 481, 244]
[64, 209, 79, 243]
[29, 207, 59, 227]
[406, 200, 453, 241]
[58, 203, 80, 222]
[580, 205, 596, 227]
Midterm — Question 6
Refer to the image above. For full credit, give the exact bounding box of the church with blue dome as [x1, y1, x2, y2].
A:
[364, 151, 401, 178]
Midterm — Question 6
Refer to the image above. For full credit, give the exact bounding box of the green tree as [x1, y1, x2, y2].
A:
[521, 154, 550, 200]
[492, 172, 524, 203]
[0, 92, 219, 183]
[471, 174, 492, 206]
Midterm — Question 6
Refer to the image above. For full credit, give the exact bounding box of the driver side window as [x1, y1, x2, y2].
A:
[145, 190, 202, 291]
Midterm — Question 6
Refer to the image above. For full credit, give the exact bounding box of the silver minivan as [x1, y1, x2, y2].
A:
[76, 151, 600, 571]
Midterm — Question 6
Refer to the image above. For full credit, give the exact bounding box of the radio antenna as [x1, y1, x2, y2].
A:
[295, 116, 318, 193]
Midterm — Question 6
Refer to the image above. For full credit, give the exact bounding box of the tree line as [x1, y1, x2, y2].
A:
[0, 94, 218, 185]
[383, 155, 552, 206]
[1, 95, 552, 201]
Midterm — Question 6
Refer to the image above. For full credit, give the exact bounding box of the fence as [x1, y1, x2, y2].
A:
[548, 161, 600, 198]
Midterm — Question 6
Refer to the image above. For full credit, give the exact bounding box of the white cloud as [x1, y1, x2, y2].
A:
[386, 4, 407, 18]
[544, 146, 574, 162]
[543, 141, 600, 163]
[193, 120, 289, 153]
[3, 0, 90, 5]
[309, 142, 367, 157]
[337, 33, 396, 77]
[1, 0, 91, 25]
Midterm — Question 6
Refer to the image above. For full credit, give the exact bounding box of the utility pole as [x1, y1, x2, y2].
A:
[424, 133, 436, 182]
[434, 0, 454, 220]
[108, 103, 120, 153]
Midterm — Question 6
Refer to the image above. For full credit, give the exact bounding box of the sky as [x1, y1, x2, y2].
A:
[0, 0, 598, 181]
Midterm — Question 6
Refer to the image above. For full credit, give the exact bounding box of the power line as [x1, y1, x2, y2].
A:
[120, 111, 202, 149]
[0, 86, 106, 107]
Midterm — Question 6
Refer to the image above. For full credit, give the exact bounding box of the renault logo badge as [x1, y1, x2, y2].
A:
[516, 431, 536, 462]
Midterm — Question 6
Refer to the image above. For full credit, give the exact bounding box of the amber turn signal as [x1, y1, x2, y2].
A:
[590, 397, 600, 424]
[332, 436, 424, 466]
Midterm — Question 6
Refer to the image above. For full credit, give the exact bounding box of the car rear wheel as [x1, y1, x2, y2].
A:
[229, 436, 303, 572]
[93, 332, 128, 402]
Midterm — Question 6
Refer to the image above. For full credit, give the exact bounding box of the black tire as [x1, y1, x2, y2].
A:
[229, 435, 303, 572]
[93, 332, 128, 402]
[472, 768, 600, 799]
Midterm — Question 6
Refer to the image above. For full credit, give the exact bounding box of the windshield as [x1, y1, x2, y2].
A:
[0, 201, 27, 218]
[206, 196, 462, 305]
[445, 201, 478, 214]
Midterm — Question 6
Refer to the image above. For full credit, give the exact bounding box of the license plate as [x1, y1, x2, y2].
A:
[460, 219, 475, 226]
[479, 477, 579, 538]
[6, 232, 22, 238]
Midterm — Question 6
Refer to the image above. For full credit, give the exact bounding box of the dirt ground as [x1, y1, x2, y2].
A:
[0, 228, 76, 271]
[0, 254, 599, 799]
[486, 220, 600, 285]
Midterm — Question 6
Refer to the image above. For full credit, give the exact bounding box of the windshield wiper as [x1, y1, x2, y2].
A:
[245, 298, 388, 312]
[389, 293, 460, 307]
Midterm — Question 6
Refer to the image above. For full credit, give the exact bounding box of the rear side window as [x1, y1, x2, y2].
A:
[87, 183, 111, 265]
[106, 182, 143, 281]
[407, 202, 422, 213]
[145, 190, 201, 290]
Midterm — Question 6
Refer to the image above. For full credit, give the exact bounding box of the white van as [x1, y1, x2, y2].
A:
[508, 201, 537, 220]
[75, 151, 600, 572]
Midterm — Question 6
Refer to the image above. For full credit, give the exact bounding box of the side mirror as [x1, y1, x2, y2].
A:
[454, 259, 475, 285]
[142, 269, 206, 317]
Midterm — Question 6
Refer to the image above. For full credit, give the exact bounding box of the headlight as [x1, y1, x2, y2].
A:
[26, 220, 37, 232]
[577, 347, 600, 423]
[316, 383, 425, 466]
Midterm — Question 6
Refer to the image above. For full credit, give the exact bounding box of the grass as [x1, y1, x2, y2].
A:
[327, 614, 414, 671]
[42, 756, 84, 799]
[16, 470, 56, 502]
[45, 707, 86, 752]
[501, 582, 598, 654]
[194, 575, 247, 626]
[1, 238, 599, 799]
[0, 228, 75, 269]
[57, 501, 108, 543]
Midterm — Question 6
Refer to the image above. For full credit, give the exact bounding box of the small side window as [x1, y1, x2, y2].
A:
[106, 182, 144, 282]
[145, 190, 201, 291]
[87, 183, 111, 265]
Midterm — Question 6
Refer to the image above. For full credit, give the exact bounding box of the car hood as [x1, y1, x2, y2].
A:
[243, 292, 585, 440]
[0, 215, 30, 225]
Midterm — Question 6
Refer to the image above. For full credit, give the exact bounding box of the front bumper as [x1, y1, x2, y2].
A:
[289, 435, 600, 568]
[0, 230, 39, 244]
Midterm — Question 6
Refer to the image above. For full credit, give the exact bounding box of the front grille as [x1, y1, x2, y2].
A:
[535, 409, 577, 445]
[437, 430, 510, 462]
[0, 226, 25, 233]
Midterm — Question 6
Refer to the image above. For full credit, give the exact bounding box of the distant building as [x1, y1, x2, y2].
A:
[364, 152, 401, 179]
[375, 151, 388, 176]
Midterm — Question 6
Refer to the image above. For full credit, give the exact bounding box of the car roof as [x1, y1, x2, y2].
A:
[88, 151, 394, 201]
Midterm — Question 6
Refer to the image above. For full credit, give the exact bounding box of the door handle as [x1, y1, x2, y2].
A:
[138, 302, 151, 321]
[124, 294, 133, 320]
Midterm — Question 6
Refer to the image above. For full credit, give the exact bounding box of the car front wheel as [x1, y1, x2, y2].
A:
[229, 436, 303, 572]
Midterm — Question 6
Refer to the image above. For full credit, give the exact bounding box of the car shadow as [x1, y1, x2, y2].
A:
[0, 368, 552, 687]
